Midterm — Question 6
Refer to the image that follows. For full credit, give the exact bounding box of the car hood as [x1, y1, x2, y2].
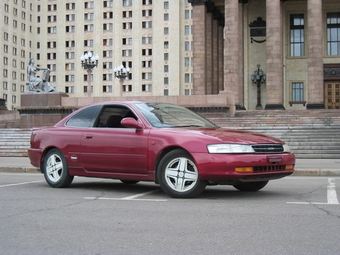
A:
[167, 127, 283, 144]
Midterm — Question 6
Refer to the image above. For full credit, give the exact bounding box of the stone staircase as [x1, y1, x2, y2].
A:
[0, 128, 32, 157]
[206, 109, 340, 159]
[0, 109, 339, 159]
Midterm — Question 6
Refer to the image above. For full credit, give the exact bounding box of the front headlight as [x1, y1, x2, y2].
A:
[207, 144, 255, 154]
[283, 143, 291, 152]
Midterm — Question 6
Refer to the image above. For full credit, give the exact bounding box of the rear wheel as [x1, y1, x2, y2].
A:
[233, 181, 269, 192]
[157, 149, 206, 198]
[42, 148, 73, 188]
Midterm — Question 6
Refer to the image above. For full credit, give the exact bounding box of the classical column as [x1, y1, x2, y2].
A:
[206, 9, 213, 94]
[224, 0, 243, 108]
[307, 0, 324, 109]
[218, 24, 224, 92]
[265, 0, 284, 110]
[212, 17, 219, 94]
[190, 0, 207, 95]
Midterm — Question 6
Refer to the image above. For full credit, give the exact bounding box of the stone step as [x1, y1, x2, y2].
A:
[0, 128, 31, 157]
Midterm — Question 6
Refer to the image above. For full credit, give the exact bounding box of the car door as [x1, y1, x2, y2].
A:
[79, 105, 149, 174]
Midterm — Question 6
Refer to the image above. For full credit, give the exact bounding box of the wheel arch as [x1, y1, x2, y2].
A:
[39, 146, 61, 172]
[154, 146, 193, 184]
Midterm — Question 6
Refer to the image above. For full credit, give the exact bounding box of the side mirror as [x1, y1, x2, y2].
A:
[121, 117, 143, 129]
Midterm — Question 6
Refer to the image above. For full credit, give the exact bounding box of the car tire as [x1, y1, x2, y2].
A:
[233, 181, 269, 192]
[42, 148, 74, 188]
[157, 149, 206, 198]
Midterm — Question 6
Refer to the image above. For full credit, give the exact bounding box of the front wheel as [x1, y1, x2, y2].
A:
[233, 181, 269, 192]
[157, 149, 206, 198]
[42, 148, 74, 188]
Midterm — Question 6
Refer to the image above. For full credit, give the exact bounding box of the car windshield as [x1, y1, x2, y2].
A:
[134, 102, 218, 128]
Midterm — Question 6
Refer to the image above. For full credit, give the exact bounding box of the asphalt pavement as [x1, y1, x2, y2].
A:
[0, 157, 339, 176]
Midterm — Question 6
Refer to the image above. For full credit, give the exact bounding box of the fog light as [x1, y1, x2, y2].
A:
[285, 165, 294, 170]
[235, 167, 253, 173]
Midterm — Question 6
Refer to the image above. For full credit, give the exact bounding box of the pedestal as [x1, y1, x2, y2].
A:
[18, 92, 74, 128]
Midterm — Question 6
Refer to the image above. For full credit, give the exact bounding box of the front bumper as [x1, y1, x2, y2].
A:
[192, 152, 295, 181]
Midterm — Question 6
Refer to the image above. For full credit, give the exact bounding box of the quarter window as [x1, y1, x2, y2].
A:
[66, 105, 101, 127]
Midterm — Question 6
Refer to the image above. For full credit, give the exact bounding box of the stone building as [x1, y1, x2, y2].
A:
[1, 0, 195, 110]
[189, 0, 340, 110]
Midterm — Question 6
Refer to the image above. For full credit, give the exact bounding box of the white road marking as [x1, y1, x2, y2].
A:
[0, 180, 43, 188]
[121, 189, 159, 200]
[84, 197, 167, 202]
[327, 178, 339, 204]
[84, 189, 167, 202]
[287, 178, 339, 205]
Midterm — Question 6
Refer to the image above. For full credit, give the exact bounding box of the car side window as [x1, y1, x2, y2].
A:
[66, 105, 101, 128]
[95, 105, 137, 128]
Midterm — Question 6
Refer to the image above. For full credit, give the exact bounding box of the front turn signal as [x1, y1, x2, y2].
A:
[235, 167, 253, 173]
[285, 165, 294, 170]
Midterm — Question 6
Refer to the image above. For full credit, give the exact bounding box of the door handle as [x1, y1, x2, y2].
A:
[85, 134, 93, 139]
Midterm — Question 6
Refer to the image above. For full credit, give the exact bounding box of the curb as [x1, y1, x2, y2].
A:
[292, 169, 340, 176]
[0, 167, 39, 173]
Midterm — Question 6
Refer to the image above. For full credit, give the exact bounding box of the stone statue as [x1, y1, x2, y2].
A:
[27, 58, 56, 92]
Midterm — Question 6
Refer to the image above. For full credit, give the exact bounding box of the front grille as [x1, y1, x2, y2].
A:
[251, 144, 284, 153]
[253, 165, 286, 172]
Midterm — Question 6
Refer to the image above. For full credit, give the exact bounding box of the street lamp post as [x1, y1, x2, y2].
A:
[251, 64, 266, 110]
[80, 51, 99, 97]
[114, 65, 130, 96]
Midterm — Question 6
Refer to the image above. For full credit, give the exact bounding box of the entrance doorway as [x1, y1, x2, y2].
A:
[325, 82, 340, 109]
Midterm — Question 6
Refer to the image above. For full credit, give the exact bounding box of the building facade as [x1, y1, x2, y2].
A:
[1, 0, 194, 110]
[189, 0, 340, 110]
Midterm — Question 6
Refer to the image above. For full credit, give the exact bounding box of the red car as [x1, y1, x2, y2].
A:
[28, 101, 295, 198]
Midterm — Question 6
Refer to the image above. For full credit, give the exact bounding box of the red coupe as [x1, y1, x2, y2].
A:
[28, 101, 295, 198]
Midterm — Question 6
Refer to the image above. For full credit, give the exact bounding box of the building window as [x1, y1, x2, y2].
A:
[164, 2, 169, 9]
[84, 13, 94, 21]
[142, 0, 152, 6]
[185, 10, 192, 20]
[290, 14, 304, 57]
[123, 11, 132, 18]
[84, 2, 94, 9]
[185, 73, 191, 83]
[292, 82, 304, 102]
[65, 86, 74, 93]
[123, 85, 132, 92]
[142, 84, 152, 92]
[123, 0, 133, 7]
[103, 85, 113, 93]
[142, 21, 152, 28]
[142, 10, 152, 17]
[66, 3, 75, 10]
[164, 77, 168, 85]
[185, 25, 191, 35]
[84, 24, 94, 32]
[185, 89, 192, 95]
[327, 13, 340, 56]
[164, 41, 169, 49]
[123, 22, 132, 29]
[185, 41, 192, 51]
